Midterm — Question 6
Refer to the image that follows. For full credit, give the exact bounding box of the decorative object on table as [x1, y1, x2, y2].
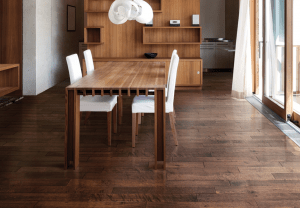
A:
[192, 14, 200, 26]
[108, 0, 153, 25]
[67, 5, 76, 31]
[170, 20, 180, 27]
[144, 53, 157, 59]
[146, 19, 153, 27]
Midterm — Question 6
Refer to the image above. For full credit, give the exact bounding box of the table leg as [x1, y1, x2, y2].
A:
[65, 89, 80, 170]
[155, 89, 166, 170]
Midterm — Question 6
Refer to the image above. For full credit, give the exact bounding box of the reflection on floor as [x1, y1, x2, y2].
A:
[247, 96, 300, 148]
[0, 72, 300, 207]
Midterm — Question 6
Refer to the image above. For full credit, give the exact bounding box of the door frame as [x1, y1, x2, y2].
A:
[252, 0, 293, 121]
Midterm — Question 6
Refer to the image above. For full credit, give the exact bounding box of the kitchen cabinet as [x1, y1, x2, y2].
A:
[201, 42, 234, 69]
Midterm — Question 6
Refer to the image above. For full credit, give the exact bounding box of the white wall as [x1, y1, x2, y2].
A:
[23, 0, 84, 95]
[23, 0, 37, 95]
[36, 0, 52, 95]
[200, 0, 226, 38]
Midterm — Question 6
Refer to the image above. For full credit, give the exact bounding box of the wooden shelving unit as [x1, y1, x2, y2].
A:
[84, 0, 203, 89]
[143, 27, 202, 45]
[0, 64, 20, 97]
[84, 27, 104, 45]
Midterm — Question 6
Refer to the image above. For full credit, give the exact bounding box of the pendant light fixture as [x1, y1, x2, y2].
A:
[109, 0, 153, 25]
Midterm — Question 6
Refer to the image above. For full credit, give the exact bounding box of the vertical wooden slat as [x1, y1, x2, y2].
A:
[154, 89, 166, 170]
[117, 96, 122, 125]
[113, 104, 117, 134]
[73, 90, 80, 169]
[65, 89, 80, 170]
[132, 113, 136, 148]
[285, 0, 293, 119]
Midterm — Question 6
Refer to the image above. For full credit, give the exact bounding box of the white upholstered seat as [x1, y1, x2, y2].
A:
[66, 53, 118, 146]
[132, 95, 173, 113]
[132, 54, 180, 147]
[80, 95, 117, 112]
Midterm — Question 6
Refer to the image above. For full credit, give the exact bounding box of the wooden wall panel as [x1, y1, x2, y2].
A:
[0, 0, 23, 96]
[86, 0, 201, 59]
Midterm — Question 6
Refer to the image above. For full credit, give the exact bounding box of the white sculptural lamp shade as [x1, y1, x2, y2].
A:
[109, 0, 153, 25]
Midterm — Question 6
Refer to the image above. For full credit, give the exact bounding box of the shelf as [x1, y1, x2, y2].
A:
[145, 0, 163, 12]
[0, 64, 20, 97]
[0, 87, 19, 97]
[143, 27, 202, 45]
[84, 27, 104, 45]
[84, 0, 113, 13]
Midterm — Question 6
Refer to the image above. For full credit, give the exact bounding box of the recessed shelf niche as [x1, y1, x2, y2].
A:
[84, 27, 104, 45]
[84, 0, 113, 13]
[143, 27, 202, 45]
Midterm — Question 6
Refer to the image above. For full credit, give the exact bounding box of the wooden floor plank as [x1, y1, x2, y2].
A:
[0, 73, 298, 206]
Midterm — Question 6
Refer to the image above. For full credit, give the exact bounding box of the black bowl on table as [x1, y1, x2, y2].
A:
[144, 53, 157, 59]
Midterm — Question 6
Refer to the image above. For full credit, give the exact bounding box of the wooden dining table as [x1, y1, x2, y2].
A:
[65, 61, 166, 170]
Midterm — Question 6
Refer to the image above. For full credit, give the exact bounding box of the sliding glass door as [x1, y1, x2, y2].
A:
[264, 0, 285, 105]
[258, 0, 293, 120]
[292, 0, 300, 120]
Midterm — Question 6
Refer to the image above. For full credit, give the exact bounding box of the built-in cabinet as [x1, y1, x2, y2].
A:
[201, 42, 234, 69]
[84, 0, 203, 89]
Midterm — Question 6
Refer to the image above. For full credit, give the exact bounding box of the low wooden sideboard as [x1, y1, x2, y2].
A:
[82, 58, 203, 89]
[0, 64, 20, 97]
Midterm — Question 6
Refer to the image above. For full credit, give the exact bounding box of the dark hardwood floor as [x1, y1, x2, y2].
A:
[0, 72, 300, 207]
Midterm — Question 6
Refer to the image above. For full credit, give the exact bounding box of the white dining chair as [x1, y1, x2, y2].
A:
[138, 50, 178, 124]
[83, 49, 95, 75]
[66, 54, 118, 146]
[84, 49, 123, 125]
[132, 54, 180, 148]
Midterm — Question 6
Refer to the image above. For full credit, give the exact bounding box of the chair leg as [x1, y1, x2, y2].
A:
[138, 113, 142, 124]
[107, 112, 112, 146]
[173, 107, 176, 123]
[132, 113, 136, 148]
[118, 96, 123, 125]
[84, 112, 91, 125]
[113, 104, 117, 134]
[169, 112, 178, 146]
[136, 113, 139, 136]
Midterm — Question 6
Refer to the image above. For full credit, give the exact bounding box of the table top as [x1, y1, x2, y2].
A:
[67, 62, 166, 90]
[0, 64, 19, 72]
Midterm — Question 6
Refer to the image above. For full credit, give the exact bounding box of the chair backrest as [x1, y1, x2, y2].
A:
[66, 54, 82, 84]
[83, 49, 95, 75]
[167, 50, 177, 92]
[166, 54, 179, 107]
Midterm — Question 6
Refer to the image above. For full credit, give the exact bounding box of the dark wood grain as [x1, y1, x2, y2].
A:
[0, 0, 23, 96]
[0, 72, 299, 206]
[66, 62, 166, 170]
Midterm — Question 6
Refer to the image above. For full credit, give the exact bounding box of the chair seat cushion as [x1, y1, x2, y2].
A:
[80, 95, 118, 112]
[132, 95, 173, 113]
[148, 88, 168, 97]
